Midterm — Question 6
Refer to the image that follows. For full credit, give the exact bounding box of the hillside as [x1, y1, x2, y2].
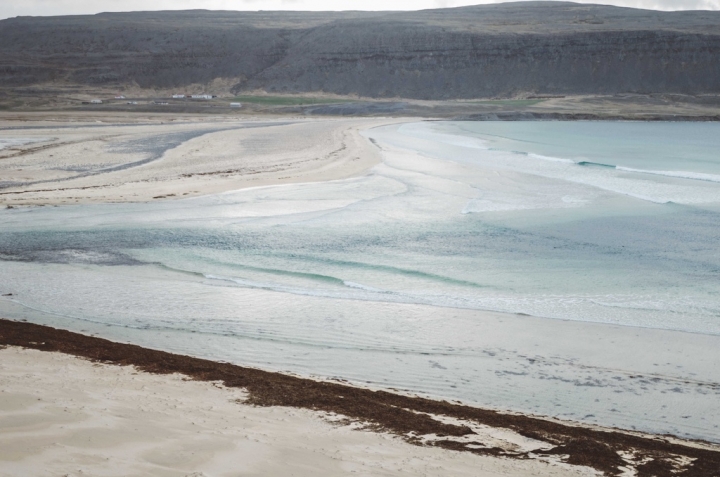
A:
[1, 2, 720, 99]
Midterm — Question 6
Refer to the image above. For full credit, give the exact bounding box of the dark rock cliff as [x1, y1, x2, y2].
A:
[1, 2, 719, 98]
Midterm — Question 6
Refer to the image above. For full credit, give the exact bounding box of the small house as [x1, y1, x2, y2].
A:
[230, 102, 242, 108]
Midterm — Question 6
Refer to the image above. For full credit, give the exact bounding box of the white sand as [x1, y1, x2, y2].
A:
[0, 346, 598, 477]
[0, 117, 395, 206]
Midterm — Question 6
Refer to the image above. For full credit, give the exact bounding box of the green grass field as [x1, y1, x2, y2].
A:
[231, 95, 355, 106]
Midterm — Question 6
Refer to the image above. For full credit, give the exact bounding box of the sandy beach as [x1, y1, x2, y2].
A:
[0, 115, 393, 207]
[3, 320, 719, 477]
[0, 344, 601, 477]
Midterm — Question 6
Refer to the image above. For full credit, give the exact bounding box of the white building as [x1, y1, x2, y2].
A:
[172, 94, 185, 99]
[230, 102, 242, 108]
[191, 94, 214, 100]
[90, 99, 103, 104]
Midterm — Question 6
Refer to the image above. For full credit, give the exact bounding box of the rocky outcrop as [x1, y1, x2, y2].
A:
[1, 2, 719, 99]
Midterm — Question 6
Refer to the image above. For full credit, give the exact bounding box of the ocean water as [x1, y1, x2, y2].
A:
[1, 121, 719, 441]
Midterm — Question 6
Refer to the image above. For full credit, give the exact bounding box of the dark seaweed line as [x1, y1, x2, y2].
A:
[0, 318, 718, 477]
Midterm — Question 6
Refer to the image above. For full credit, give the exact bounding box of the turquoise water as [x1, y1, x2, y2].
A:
[454, 121, 720, 175]
[1, 121, 719, 441]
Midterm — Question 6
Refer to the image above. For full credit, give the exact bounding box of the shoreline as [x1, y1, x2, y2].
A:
[1, 318, 718, 476]
[0, 346, 597, 477]
[452, 112, 720, 122]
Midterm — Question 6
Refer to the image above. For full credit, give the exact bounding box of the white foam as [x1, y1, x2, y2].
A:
[527, 154, 720, 184]
[616, 166, 720, 183]
[461, 199, 536, 213]
[202, 274, 720, 336]
[614, 192, 671, 204]
[428, 133, 489, 150]
[343, 281, 385, 292]
[396, 123, 489, 150]
[528, 153, 576, 164]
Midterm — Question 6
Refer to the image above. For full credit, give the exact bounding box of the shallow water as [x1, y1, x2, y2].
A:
[1, 121, 719, 441]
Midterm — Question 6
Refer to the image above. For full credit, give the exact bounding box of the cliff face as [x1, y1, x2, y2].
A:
[1, 2, 719, 99]
[254, 27, 720, 98]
